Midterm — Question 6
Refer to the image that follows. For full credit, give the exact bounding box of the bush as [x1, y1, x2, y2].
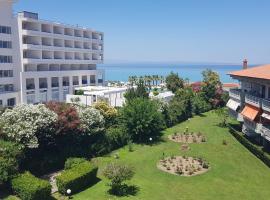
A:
[11, 172, 51, 200]
[229, 125, 270, 167]
[165, 72, 184, 93]
[121, 98, 165, 143]
[64, 157, 87, 170]
[56, 161, 98, 195]
[0, 140, 24, 184]
[0, 157, 18, 184]
[103, 162, 135, 195]
[94, 101, 118, 127]
[103, 125, 129, 152]
[0, 104, 57, 148]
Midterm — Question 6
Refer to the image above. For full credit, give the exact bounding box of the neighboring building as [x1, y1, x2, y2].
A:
[227, 60, 270, 148]
[66, 86, 127, 107]
[66, 86, 175, 107]
[0, 0, 104, 106]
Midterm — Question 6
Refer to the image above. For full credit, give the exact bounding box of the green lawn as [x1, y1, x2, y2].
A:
[72, 111, 270, 200]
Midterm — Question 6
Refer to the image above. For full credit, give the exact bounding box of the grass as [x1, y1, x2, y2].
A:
[71, 111, 270, 200]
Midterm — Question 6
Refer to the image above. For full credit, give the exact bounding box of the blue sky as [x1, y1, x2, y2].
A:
[14, 0, 270, 64]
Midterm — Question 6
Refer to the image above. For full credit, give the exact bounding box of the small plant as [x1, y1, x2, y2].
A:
[222, 139, 228, 145]
[175, 166, 183, 175]
[192, 137, 197, 143]
[174, 132, 177, 136]
[201, 136, 206, 142]
[128, 141, 134, 152]
[103, 162, 135, 196]
[202, 162, 209, 169]
[166, 166, 171, 170]
[114, 152, 120, 159]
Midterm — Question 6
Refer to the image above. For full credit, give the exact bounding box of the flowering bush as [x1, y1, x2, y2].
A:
[0, 104, 57, 148]
[76, 105, 105, 135]
[46, 102, 80, 135]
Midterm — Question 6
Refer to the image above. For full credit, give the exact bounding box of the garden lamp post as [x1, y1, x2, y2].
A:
[67, 189, 71, 199]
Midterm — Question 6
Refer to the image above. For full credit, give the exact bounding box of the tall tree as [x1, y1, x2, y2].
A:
[165, 72, 184, 93]
[201, 69, 223, 107]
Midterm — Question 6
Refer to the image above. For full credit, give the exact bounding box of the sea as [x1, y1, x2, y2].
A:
[99, 63, 246, 83]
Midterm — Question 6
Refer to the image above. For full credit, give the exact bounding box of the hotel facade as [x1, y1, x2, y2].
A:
[227, 60, 270, 149]
[0, 0, 104, 107]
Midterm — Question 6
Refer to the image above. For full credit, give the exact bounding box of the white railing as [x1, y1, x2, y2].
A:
[229, 88, 242, 100]
[245, 94, 262, 107]
[244, 119, 262, 134]
[261, 126, 270, 139]
[262, 99, 270, 112]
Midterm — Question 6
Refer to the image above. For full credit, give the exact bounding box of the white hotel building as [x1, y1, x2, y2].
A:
[0, 0, 104, 107]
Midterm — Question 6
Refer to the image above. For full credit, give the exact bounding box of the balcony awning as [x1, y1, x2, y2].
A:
[241, 104, 260, 121]
[226, 99, 240, 111]
[262, 113, 270, 120]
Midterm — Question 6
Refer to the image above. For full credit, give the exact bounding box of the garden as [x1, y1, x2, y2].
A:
[1, 70, 269, 199]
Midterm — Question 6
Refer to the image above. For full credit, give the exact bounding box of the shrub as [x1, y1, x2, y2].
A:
[46, 102, 81, 135]
[229, 125, 270, 167]
[0, 157, 18, 184]
[0, 104, 57, 148]
[56, 161, 98, 195]
[64, 157, 87, 170]
[11, 172, 51, 200]
[103, 125, 129, 152]
[94, 101, 118, 127]
[0, 140, 24, 184]
[121, 98, 165, 143]
[76, 105, 105, 135]
[165, 72, 184, 93]
[103, 162, 135, 195]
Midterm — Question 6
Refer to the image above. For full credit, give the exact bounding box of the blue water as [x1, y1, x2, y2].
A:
[99, 63, 243, 83]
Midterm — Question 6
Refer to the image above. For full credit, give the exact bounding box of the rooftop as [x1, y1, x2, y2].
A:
[228, 64, 270, 80]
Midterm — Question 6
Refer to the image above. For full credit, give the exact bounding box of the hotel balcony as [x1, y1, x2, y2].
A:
[245, 94, 262, 108]
[261, 126, 270, 142]
[262, 99, 270, 112]
[243, 119, 262, 135]
[229, 88, 244, 101]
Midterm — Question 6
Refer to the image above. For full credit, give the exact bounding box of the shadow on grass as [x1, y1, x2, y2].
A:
[197, 113, 207, 117]
[108, 184, 140, 197]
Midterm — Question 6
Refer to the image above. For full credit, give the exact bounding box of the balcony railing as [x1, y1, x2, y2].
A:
[229, 88, 242, 100]
[262, 99, 270, 112]
[244, 119, 262, 134]
[261, 126, 270, 140]
[245, 94, 262, 107]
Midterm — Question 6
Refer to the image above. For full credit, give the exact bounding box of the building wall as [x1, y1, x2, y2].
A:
[0, 1, 105, 106]
[0, 0, 20, 106]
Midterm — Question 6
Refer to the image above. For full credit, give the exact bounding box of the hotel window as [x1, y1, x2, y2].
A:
[26, 78, 35, 90]
[0, 41, 12, 48]
[0, 84, 14, 93]
[0, 26, 11, 34]
[62, 77, 69, 86]
[97, 74, 103, 84]
[90, 75, 96, 84]
[0, 100, 2, 107]
[0, 70, 13, 77]
[51, 77, 59, 87]
[7, 98, 15, 107]
[72, 76, 79, 85]
[0, 55, 12, 63]
[82, 75, 87, 85]
[39, 78, 48, 89]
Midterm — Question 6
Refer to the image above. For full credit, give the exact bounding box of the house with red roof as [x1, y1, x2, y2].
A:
[228, 60, 270, 149]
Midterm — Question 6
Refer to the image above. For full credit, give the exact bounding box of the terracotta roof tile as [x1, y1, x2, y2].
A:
[228, 64, 270, 80]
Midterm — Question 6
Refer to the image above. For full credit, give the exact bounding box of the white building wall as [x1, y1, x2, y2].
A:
[0, 1, 105, 106]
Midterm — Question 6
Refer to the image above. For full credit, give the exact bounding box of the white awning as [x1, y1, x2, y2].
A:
[262, 113, 270, 120]
[226, 99, 240, 111]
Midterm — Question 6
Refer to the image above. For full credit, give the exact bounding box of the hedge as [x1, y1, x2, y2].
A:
[64, 157, 87, 170]
[229, 125, 270, 167]
[11, 172, 51, 200]
[56, 161, 98, 195]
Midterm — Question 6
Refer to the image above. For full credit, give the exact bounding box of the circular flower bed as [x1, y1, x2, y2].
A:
[168, 132, 206, 143]
[157, 156, 209, 176]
